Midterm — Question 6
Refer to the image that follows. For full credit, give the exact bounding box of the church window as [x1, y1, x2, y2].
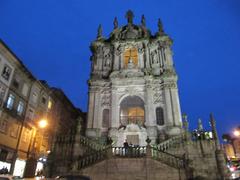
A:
[156, 107, 164, 125]
[123, 48, 138, 68]
[102, 109, 110, 128]
[120, 96, 145, 126]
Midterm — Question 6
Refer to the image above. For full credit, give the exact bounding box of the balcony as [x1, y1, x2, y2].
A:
[120, 116, 145, 126]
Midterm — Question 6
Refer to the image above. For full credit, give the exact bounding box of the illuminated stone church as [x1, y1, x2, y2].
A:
[49, 11, 229, 180]
[86, 10, 182, 146]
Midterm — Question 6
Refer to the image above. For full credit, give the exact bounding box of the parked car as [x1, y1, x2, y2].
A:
[228, 159, 240, 179]
[55, 175, 90, 180]
[0, 175, 22, 180]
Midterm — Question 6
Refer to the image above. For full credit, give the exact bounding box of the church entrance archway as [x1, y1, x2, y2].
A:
[120, 96, 145, 126]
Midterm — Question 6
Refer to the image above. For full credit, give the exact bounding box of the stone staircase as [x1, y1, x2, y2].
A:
[73, 135, 186, 172]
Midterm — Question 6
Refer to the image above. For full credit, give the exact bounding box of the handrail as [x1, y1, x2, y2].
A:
[77, 146, 111, 170]
[156, 133, 185, 151]
[75, 145, 185, 170]
[151, 147, 185, 169]
[79, 135, 107, 151]
[112, 146, 146, 158]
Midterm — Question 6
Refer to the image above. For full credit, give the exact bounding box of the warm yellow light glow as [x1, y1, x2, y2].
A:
[233, 130, 240, 137]
[124, 48, 138, 68]
[39, 119, 48, 128]
[48, 101, 52, 109]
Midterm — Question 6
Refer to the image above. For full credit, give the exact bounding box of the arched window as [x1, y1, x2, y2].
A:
[102, 109, 110, 128]
[156, 107, 164, 126]
[120, 96, 144, 126]
[124, 48, 138, 68]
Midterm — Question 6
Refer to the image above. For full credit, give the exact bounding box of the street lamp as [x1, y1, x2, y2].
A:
[24, 118, 48, 178]
[233, 130, 240, 137]
[38, 119, 48, 129]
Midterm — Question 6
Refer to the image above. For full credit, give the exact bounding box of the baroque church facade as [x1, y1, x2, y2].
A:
[86, 10, 182, 146]
[48, 11, 229, 180]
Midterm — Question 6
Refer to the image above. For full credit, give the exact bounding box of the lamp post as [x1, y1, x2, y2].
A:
[233, 129, 240, 137]
[233, 127, 240, 158]
[23, 119, 48, 178]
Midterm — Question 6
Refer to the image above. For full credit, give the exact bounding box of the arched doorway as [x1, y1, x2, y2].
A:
[120, 96, 145, 126]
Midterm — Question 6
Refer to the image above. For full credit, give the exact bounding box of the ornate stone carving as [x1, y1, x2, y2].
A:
[101, 94, 111, 106]
[152, 85, 163, 104]
[115, 45, 124, 56]
[163, 82, 177, 89]
[151, 50, 159, 64]
[101, 86, 111, 106]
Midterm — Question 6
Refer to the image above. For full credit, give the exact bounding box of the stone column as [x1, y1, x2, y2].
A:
[170, 88, 182, 127]
[113, 44, 120, 71]
[87, 90, 95, 129]
[164, 46, 174, 69]
[111, 88, 119, 128]
[144, 43, 150, 68]
[145, 86, 152, 127]
[163, 85, 174, 127]
[210, 114, 229, 179]
[93, 91, 101, 129]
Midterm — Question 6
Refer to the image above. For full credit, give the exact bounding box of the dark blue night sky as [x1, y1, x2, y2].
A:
[0, 0, 240, 137]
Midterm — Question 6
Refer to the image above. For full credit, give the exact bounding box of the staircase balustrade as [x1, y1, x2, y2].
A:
[157, 133, 184, 151]
[77, 147, 109, 170]
[112, 146, 146, 158]
[151, 147, 185, 169]
[79, 135, 107, 151]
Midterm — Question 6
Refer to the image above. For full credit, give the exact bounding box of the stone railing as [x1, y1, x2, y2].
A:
[156, 133, 185, 151]
[112, 146, 146, 158]
[79, 135, 107, 151]
[151, 147, 185, 169]
[55, 135, 75, 144]
[77, 147, 110, 170]
[75, 145, 185, 170]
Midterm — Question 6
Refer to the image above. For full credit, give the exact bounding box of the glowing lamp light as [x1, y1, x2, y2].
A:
[233, 130, 240, 137]
[39, 119, 48, 129]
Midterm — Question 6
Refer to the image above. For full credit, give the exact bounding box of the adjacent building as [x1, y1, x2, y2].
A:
[0, 39, 84, 177]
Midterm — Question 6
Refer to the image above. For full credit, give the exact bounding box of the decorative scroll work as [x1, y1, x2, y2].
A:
[163, 82, 177, 89]
[101, 85, 111, 106]
[101, 94, 111, 106]
[115, 45, 124, 56]
[152, 85, 163, 104]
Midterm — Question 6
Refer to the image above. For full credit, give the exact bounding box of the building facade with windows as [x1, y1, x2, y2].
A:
[86, 11, 182, 146]
[0, 40, 83, 178]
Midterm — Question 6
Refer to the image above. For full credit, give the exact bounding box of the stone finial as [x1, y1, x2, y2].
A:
[182, 113, 189, 131]
[113, 17, 118, 29]
[198, 118, 203, 131]
[158, 18, 164, 34]
[97, 24, 103, 39]
[125, 10, 134, 25]
[210, 113, 220, 150]
[141, 14, 146, 27]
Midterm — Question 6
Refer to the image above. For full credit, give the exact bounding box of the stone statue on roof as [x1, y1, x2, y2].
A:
[114, 17, 118, 29]
[125, 10, 134, 24]
[97, 24, 102, 39]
